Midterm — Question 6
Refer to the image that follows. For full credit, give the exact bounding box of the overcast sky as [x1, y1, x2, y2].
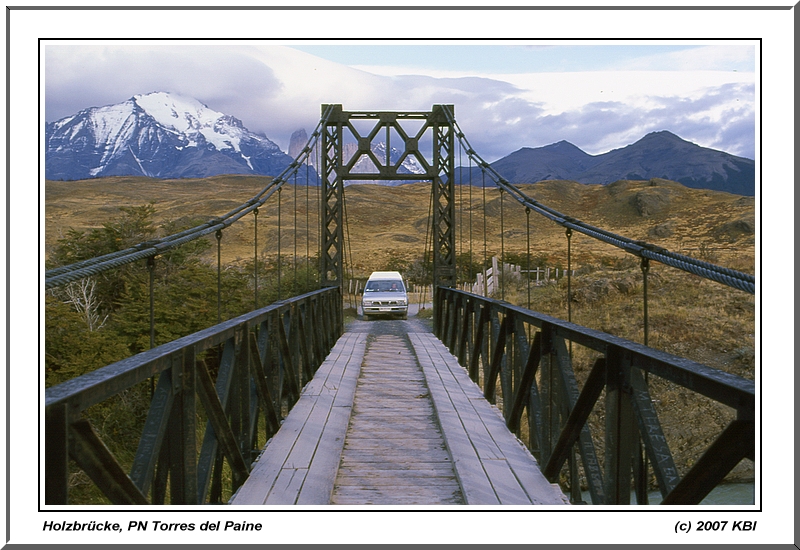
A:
[44, 42, 756, 163]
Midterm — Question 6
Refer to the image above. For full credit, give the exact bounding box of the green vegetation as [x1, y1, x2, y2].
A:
[45, 204, 319, 503]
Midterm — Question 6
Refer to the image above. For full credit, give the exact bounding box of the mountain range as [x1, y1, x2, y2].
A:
[472, 131, 755, 195]
[45, 92, 755, 196]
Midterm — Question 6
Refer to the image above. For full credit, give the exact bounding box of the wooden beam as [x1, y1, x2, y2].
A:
[661, 419, 754, 505]
[69, 419, 148, 505]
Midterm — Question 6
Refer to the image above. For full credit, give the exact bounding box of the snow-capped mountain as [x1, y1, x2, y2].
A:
[45, 92, 294, 180]
[341, 141, 427, 186]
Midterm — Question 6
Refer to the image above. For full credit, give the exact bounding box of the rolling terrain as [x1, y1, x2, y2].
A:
[45, 175, 755, 276]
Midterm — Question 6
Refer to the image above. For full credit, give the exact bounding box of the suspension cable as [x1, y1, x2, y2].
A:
[421, 183, 434, 309]
[500, 188, 505, 301]
[277, 186, 282, 301]
[306, 148, 311, 291]
[458, 137, 463, 285]
[441, 111, 755, 295]
[526, 208, 531, 311]
[46, 105, 337, 290]
[468, 154, 474, 286]
[482, 170, 488, 296]
[254, 208, 259, 310]
[293, 170, 298, 296]
[47, 105, 754, 296]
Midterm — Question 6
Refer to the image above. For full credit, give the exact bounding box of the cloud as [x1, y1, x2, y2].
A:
[613, 45, 755, 72]
[46, 45, 283, 122]
[45, 45, 756, 162]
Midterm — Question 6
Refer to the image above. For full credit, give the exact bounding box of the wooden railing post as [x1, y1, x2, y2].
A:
[168, 346, 198, 504]
[456, 295, 469, 366]
[237, 325, 252, 469]
[604, 345, 635, 504]
[501, 310, 515, 420]
[45, 402, 69, 504]
[539, 323, 556, 465]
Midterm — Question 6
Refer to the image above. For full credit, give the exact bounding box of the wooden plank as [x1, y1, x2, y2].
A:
[230, 332, 366, 505]
[332, 486, 463, 505]
[444, 345, 568, 504]
[265, 468, 308, 505]
[337, 464, 455, 475]
[481, 459, 531, 505]
[296, 334, 366, 505]
[424, 347, 506, 463]
[332, 353, 362, 408]
[295, 405, 351, 505]
[416, 339, 503, 457]
[410, 333, 500, 505]
[301, 332, 355, 396]
[335, 474, 459, 486]
[410, 332, 568, 506]
[345, 422, 444, 437]
[283, 392, 335, 469]
[331, 333, 463, 505]
[343, 438, 448, 452]
[228, 396, 315, 504]
[469, 395, 568, 504]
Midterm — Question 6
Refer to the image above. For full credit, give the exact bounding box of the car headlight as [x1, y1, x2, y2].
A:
[363, 300, 373, 306]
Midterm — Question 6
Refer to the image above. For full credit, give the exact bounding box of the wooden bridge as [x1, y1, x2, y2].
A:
[44, 105, 755, 507]
[44, 284, 754, 507]
[230, 329, 567, 505]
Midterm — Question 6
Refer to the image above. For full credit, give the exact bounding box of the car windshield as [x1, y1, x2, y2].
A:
[364, 280, 404, 292]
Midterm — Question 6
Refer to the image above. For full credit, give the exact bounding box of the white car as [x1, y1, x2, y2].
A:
[361, 271, 408, 320]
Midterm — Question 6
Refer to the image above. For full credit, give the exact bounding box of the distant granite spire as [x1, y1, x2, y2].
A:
[288, 128, 308, 159]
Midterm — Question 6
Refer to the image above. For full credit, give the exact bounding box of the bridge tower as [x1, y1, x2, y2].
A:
[320, 105, 456, 311]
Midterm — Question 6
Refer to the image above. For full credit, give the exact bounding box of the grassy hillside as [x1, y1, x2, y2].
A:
[46, 176, 755, 276]
[45, 173, 756, 388]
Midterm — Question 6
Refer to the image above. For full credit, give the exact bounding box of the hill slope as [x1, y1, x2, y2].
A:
[46, 176, 755, 276]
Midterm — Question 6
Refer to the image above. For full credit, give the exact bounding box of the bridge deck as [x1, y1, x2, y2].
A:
[230, 328, 567, 506]
[331, 333, 463, 504]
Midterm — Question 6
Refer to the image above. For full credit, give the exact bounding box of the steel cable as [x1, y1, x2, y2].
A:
[47, 105, 754, 296]
[46, 106, 337, 289]
[442, 111, 755, 295]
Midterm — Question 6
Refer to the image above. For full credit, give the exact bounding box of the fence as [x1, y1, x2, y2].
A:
[45, 287, 342, 505]
[435, 287, 754, 504]
[465, 256, 575, 296]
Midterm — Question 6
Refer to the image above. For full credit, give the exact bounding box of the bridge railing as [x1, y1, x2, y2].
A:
[45, 287, 342, 505]
[435, 287, 754, 505]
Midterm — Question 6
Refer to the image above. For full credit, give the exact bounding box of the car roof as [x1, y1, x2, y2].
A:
[367, 271, 403, 280]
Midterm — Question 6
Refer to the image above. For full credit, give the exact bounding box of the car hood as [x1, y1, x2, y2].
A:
[362, 291, 407, 301]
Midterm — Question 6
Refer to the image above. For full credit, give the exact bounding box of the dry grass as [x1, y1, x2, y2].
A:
[46, 174, 756, 491]
[46, 176, 755, 276]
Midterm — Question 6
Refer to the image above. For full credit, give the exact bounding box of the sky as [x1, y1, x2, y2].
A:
[44, 41, 757, 163]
